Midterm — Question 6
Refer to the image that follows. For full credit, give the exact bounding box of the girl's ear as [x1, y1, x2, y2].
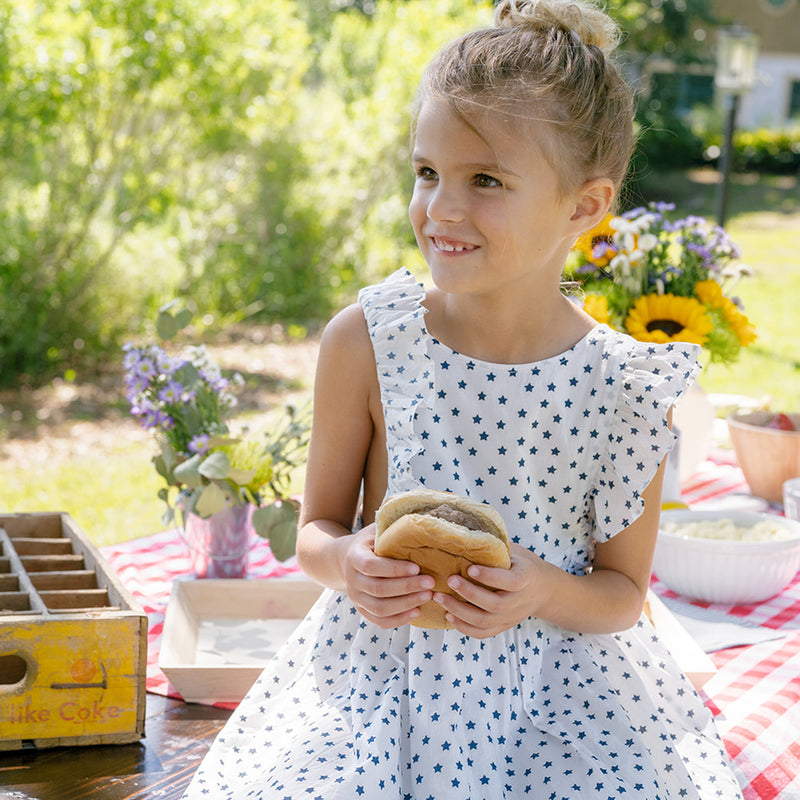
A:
[569, 178, 615, 233]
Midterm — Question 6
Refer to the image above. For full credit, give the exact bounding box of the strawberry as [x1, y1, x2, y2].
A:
[765, 413, 796, 431]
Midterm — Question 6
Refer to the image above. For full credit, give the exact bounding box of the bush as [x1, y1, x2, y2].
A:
[732, 128, 800, 175]
[0, 0, 491, 388]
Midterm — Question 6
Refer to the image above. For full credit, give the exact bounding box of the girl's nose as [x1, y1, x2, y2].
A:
[426, 182, 464, 224]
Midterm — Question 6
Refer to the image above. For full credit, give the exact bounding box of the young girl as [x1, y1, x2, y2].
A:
[183, 2, 743, 797]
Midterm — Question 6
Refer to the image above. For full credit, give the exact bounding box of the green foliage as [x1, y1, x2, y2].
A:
[2, 0, 785, 388]
[0, 0, 491, 387]
[610, 0, 720, 62]
[252, 499, 301, 562]
[723, 128, 800, 175]
[632, 111, 706, 174]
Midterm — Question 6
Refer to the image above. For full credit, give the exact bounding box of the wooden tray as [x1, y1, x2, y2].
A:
[159, 577, 323, 704]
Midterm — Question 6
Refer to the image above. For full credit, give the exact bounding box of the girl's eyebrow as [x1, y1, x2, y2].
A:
[466, 161, 519, 178]
[411, 152, 519, 178]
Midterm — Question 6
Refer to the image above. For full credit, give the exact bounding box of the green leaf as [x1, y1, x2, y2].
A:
[173, 453, 204, 487]
[157, 310, 179, 340]
[199, 450, 232, 480]
[158, 438, 180, 471]
[252, 501, 298, 562]
[228, 466, 257, 486]
[175, 308, 193, 330]
[194, 482, 229, 517]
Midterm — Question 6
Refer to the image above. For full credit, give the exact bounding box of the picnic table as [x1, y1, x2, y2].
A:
[1, 450, 799, 799]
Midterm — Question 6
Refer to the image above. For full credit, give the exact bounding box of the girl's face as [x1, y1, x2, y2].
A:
[409, 98, 583, 300]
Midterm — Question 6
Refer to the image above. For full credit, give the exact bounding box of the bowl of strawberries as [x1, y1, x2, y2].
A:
[727, 411, 800, 503]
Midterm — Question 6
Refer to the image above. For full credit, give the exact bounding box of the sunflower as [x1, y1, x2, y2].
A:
[582, 293, 611, 325]
[694, 279, 757, 347]
[624, 293, 713, 346]
[574, 214, 618, 268]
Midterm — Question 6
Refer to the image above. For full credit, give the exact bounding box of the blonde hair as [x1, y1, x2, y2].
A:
[414, 0, 634, 195]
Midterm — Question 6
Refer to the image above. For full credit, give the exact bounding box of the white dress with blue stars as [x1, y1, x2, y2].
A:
[182, 268, 743, 800]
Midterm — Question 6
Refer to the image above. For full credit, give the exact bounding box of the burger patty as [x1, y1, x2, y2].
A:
[424, 504, 493, 533]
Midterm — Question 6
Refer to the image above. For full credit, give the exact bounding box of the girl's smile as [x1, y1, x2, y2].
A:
[429, 235, 479, 254]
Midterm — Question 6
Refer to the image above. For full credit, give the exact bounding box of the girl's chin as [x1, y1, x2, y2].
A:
[426, 262, 484, 293]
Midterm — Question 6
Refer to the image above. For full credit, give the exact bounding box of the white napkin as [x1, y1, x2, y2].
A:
[660, 596, 788, 653]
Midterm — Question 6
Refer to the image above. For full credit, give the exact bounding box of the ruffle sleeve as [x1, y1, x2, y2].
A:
[591, 334, 701, 542]
[358, 268, 434, 494]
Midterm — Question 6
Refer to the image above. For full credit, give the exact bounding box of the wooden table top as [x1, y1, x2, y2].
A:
[0, 693, 231, 800]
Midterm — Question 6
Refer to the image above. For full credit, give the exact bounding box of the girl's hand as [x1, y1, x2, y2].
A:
[341, 524, 435, 629]
[432, 543, 547, 638]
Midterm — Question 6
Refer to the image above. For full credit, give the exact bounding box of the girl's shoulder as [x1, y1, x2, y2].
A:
[317, 302, 375, 375]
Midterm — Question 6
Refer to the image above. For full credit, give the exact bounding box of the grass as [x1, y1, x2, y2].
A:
[1, 168, 798, 547]
[2, 440, 167, 548]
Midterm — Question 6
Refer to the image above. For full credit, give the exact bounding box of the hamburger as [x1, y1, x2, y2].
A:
[374, 489, 511, 629]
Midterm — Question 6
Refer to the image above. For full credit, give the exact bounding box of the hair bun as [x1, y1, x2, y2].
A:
[494, 0, 621, 54]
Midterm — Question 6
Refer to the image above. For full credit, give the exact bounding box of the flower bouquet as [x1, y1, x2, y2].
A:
[569, 202, 756, 364]
[123, 302, 310, 568]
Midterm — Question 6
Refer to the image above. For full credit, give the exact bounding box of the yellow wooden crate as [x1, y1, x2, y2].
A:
[0, 512, 147, 749]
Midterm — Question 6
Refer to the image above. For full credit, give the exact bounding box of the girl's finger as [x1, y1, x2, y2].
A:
[445, 575, 501, 611]
[359, 573, 435, 599]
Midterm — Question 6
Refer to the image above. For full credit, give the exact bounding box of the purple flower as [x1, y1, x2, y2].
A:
[189, 434, 211, 455]
[158, 380, 185, 405]
[685, 241, 713, 263]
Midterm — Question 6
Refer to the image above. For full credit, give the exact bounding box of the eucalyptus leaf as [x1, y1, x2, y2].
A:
[228, 467, 256, 486]
[154, 453, 170, 481]
[175, 308, 193, 331]
[156, 310, 179, 341]
[199, 450, 232, 480]
[173, 453, 204, 488]
[252, 501, 298, 562]
[158, 439, 180, 471]
[195, 482, 229, 517]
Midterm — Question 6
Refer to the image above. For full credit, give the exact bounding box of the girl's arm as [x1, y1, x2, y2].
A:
[434, 452, 668, 637]
[296, 304, 434, 626]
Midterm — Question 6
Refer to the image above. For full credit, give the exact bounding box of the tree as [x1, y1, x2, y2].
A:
[0, 0, 310, 383]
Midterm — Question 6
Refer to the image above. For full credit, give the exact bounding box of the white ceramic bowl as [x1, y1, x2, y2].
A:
[653, 509, 800, 604]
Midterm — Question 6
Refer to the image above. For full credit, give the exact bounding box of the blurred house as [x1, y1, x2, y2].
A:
[643, 0, 800, 128]
[719, 0, 800, 127]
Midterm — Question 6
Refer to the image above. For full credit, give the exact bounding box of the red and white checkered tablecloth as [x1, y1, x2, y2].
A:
[101, 452, 800, 800]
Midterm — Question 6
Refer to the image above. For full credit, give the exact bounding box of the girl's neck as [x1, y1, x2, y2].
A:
[423, 286, 595, 365]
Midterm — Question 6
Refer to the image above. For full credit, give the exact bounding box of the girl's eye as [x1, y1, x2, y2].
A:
[475, 173, 501, 188]
[415, 165, 437, 181]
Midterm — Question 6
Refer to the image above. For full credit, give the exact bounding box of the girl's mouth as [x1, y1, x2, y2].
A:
[431, 236, 478, 254]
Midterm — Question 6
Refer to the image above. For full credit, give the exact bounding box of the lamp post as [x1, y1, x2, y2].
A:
[714, 25, 759, 228]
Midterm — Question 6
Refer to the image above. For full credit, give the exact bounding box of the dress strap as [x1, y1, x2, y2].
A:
[358, 269, 434, 494]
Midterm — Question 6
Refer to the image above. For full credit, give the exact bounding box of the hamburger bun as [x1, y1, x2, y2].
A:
[374, 489, 511, 629]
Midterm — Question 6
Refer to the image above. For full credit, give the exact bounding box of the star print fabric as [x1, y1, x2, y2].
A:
[182, 268, 743, 800]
